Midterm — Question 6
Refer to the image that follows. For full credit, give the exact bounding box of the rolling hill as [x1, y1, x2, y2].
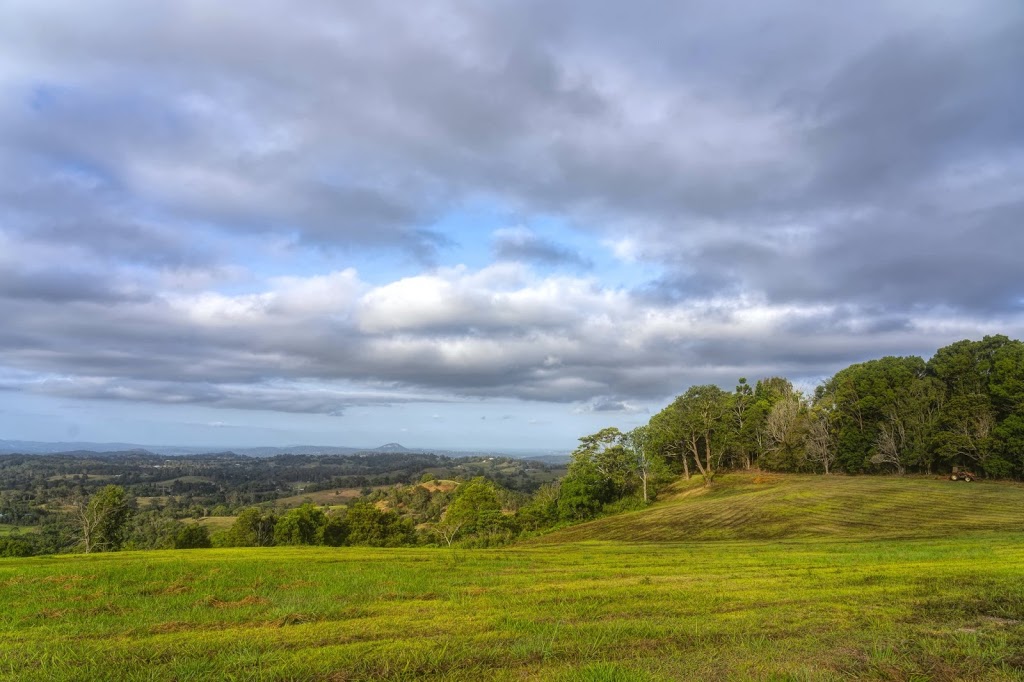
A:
[3, 473, 1024, 680]
[538, 472, 1024, 543]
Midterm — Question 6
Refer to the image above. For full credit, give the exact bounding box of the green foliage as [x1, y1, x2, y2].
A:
[173, 524, 212, 549]
[515, 482, 560, 531]
[344, 501, 416, 547]
[224, 508, 277, 547]
[0, 536, 34, 558]
[319, 516, 349, 547]
[124, 511, 184, 550]
[445, 477, 502, 534]
[273, 504, 328, 546]
[77, 485, 133, 553]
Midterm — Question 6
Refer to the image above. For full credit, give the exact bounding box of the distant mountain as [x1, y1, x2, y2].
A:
[230, 445, 362, 457]
[0, 438, 568, 460]
[0, 439, 170, 455]
[374, 442, 409, 452]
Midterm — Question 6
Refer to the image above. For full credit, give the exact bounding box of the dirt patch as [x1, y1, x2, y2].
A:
[418, 480, 458, 493]
[150, 621, 193, 634]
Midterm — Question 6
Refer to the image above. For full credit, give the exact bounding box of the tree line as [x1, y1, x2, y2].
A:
[3, 335, 1021, 556]
[550, 335, 1024, 522]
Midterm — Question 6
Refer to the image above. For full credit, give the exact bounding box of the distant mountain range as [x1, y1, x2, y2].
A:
[0, 438, 569, 462]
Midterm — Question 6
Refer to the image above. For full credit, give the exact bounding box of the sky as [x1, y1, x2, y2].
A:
[1, 1, 1023, 451]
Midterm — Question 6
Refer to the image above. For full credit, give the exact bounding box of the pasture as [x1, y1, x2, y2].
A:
[2, 474, 1023, 680]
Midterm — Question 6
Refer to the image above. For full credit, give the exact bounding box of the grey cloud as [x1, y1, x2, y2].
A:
[492, 229, 591, 269]
[5, 376, 449, 417]
[1, 1, 1023, 415]
[578, 398, 647, 414]
[0, 268, 147, 304]
[5, 1, 1022, 310]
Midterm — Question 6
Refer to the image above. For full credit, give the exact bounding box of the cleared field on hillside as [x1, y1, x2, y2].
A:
[538, 473, 1024, 543]
[1, 475, 1023, 680]
[273, 486, 380, 508]
[0, 524, 36, 537]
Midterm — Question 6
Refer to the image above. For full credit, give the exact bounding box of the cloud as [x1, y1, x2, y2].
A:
[1, 262, 1019, 416]
[0, 1, 1022, 422]
[575, 398, 648, 414]
[492, 227, 591, 269]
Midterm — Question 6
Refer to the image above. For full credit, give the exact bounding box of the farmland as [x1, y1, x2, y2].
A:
[2, 474, 1023, 680]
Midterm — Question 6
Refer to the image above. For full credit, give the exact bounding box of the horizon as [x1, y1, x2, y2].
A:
[0, 436, 569, 456]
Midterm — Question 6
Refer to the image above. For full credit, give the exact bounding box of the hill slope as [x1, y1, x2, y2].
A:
[538, 472, 1024, 543]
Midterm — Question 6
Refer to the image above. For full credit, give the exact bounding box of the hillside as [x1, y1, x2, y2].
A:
[538, 472, 1024, 543]
[3, 473, 1024, 680]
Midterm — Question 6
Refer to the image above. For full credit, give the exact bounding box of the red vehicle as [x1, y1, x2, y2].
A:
[950, 466, 976, 482]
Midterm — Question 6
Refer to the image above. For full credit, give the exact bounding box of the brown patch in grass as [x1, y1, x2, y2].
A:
[753, 474, 784, 485]
[150, 621, 193, 634]
[83, 604, 127, 616]
[140, 580, 192, 596]
[271, 612, 314, 627]
[37, 609, 66, 619]
[161, 581, 192, 595]
[195, 595, 270, 608]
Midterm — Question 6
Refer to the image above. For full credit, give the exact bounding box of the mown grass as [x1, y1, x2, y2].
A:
[1, 474, 1023, 680]
[538, 473, 1024, 543]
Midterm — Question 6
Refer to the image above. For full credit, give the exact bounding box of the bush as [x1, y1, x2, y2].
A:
[274, 504, 327, 545]
[173, 524, 212, 549]
[0, 537, 34, 558]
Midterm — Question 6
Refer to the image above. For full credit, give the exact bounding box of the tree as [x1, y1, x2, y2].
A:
[433, 518, 465, 547]
[572, 427, 635, 495]
[445, 477, 502, 535]
[173, 524, 212, 549]
[648, 404, 692, 479]
[225, 507, 277, 547]
[623, 425, 665, 502]
[274, 503, 328, 545]
[730, 378, 756, 469]
[674, 385, 732, 486]
[345, 501, 416, 547]
[824, 356, 933, 473]
[75, 485, 132, 553]
[516, 482, 560, 531]
[929, 336, 1024, 477]
[804, 407, 837, 475]
[762, 393, 806, 470]
[320, 515, 349, 546]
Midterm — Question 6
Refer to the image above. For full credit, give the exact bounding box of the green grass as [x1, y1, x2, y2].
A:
[2, 474, 1023, 680]
[0, 524, 37, 537]
[193, 515, 237, 531]
[538, 473, 1024, 543]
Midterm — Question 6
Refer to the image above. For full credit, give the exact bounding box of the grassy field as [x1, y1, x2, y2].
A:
[193, 516, 237, 531]
[1, 474, 1023, 680]
[273, 486, 377, 509]
[0, 524, 37, 537]
[538, 473, 1024, 543]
